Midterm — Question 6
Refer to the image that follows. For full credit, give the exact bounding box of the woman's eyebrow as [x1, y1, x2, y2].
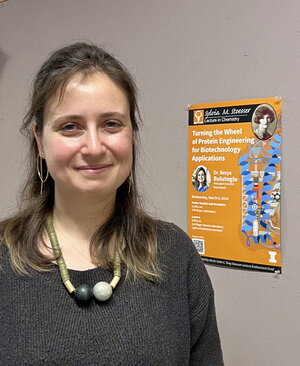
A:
[50, 115, 82, 124]
[100, 111, 128, 119]
[52, 112, 128, 122]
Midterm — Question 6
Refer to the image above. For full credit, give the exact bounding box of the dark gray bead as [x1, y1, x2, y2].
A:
[74, 284, 93, 305]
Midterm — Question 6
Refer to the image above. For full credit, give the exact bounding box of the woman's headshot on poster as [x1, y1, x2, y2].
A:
[192, 166, 210, 192]
[252, 104, 277, 140]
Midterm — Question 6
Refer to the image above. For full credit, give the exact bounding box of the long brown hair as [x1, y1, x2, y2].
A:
[0, 42, 160, 280]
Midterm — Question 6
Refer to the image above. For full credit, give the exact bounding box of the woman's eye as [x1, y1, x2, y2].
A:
[60, 123, 79, 133]
[104, 121, 122, 130]
[62, 123, 76, 130]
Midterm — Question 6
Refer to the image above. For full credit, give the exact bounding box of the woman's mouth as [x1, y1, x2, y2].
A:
[75, 164, 112, 174]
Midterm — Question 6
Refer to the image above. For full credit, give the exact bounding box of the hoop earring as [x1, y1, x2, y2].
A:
[128, 173, 133, 194]
[37, 153, 49, 195]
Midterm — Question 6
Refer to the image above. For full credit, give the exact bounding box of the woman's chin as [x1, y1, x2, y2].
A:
[57, 184, 117, 199]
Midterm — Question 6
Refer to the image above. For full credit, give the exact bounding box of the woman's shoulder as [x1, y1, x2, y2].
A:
[153, 219, 190, 243]
[154, 219, 213, 292]
[153, 220, 203, 262]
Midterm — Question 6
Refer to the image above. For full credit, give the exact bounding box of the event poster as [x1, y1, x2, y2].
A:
[188, 97, 282, 273]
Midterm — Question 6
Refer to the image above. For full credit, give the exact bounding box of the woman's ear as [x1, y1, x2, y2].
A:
[33, 123, 44, 155]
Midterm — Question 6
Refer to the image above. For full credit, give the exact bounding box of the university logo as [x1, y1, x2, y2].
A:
[193, 110, 204, 124]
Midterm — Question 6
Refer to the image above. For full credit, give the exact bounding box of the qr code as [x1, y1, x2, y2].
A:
[192, 239, 205, 254]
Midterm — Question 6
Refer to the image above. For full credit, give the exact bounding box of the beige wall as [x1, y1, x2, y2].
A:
[1, 0, 300, 364]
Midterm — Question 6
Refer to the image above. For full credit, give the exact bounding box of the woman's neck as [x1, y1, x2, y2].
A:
[44, 190, 116, 270]
[53, 188, 115, 241]
[258, 125, 267, 133]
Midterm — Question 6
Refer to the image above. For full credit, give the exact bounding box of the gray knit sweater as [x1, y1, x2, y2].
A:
[0, 222, 223, 365]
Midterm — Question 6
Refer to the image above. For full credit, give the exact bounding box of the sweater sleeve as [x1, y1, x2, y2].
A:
[187, 244, 224, 365]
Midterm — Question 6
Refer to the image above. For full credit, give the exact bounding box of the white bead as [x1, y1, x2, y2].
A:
[93, 281, 113, 301]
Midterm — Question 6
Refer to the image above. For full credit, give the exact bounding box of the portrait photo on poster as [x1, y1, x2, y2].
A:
[251, 104, 277, 140]
[192, 165, 211, 192]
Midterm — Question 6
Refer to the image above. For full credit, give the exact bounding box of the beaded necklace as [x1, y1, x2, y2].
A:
[46, 216, 121, 306]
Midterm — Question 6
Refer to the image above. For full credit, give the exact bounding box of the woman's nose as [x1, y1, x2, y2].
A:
[81, 130, 105, 156]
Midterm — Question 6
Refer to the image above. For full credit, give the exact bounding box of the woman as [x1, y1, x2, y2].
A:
[194, 166, 209, 192]
[253, 105, 276, 140]
[0, 42, 223, 365]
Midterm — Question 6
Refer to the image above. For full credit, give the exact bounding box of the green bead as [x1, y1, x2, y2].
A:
[74, 284, 93, 305]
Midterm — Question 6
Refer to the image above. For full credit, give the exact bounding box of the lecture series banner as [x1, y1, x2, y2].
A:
[188, 97, 282, 273]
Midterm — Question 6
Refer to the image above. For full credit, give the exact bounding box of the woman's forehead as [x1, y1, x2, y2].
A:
[44, 72, 128, 117]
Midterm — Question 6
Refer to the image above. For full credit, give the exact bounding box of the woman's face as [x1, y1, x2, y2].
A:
[258, 114, 271, 131]
[198, 170, 205, 184]
[34, 72, 133, 199]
